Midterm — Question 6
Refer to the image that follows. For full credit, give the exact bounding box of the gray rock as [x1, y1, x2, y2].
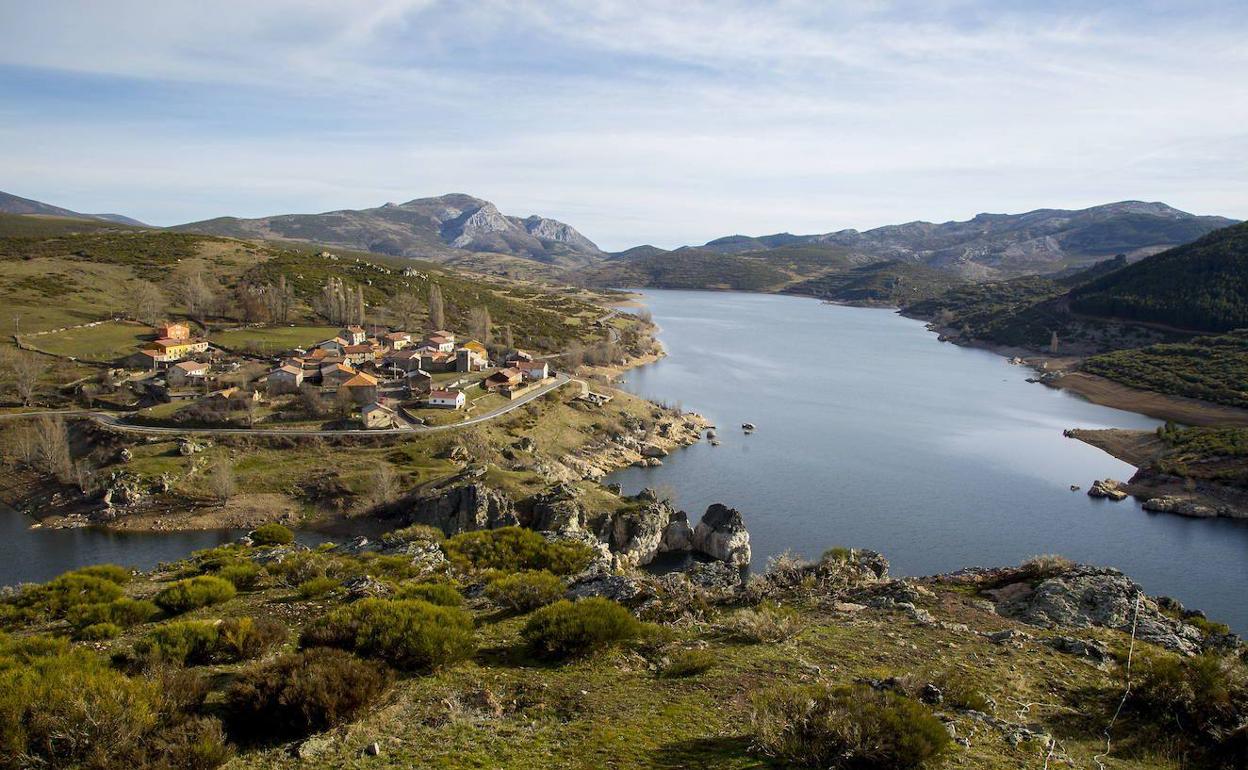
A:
[1045, 635, 1111, 663]
[343, 575, 393, 601]
[992, 566, 1204, 654]
[566, 570, 650, 605]
[406, 482, 517, 535]
[685, 560, 744, 593]
[607, 503, 670, 567]
[692, 504, 751, 566]
[1087, 479, 1128, 501]
[1141, 496, 1218, 518]
[659, 511, 693, 553]
[529, 484, 588, 535]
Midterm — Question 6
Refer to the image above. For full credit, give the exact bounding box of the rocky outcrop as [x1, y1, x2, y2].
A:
[528, 484, 589, 535]
[692, 504, 751, 566]
[405, 482, 517, 535]
[990, 565, 1205, 654]
[607, 504, 669, 568]
[1141, 496, 1219, 518]
[1087, 478, 1128, 501]
[659, 511, 693, 553]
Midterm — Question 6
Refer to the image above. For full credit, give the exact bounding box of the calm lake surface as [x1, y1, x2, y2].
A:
[607, 290, 1248, 633]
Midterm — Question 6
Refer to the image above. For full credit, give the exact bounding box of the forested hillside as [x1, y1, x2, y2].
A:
[1070, 222, 1248, 332]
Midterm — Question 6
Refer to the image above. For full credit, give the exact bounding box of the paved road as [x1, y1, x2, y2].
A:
[0, 374, 572, 437]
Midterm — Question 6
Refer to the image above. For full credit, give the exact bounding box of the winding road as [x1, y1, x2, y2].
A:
[0, 374, 573, 437]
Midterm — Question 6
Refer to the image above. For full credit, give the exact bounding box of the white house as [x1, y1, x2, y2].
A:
[515, 360, 550, 381]
[167, 360, 209, 387]
[427, 389, 465, 409]
[341, 326, 367, 345]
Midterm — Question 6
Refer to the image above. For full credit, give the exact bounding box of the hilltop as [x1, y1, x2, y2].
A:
[0, 190, 147, 227]
[174, 194, 604, 267]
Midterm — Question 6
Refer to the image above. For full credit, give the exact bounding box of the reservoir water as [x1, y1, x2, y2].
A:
[606, 290, 1248, 633]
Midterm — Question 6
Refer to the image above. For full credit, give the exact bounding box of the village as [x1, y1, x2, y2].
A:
[124, 320, 557, 430]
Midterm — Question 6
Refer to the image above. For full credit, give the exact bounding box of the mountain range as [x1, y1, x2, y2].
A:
[1, 190, 1239, 288]
[172, 193, 604, 267]
[0, 190, 147, 227]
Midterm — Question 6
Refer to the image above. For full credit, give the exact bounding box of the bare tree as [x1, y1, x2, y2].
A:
[209, 460, 236, 503]
[388, 292, 421, 331]
[469, 305, 492, 343]
[427, 283, 445, 331]
[563, 340, 585, 370]
[356, 285, 367, 326]
[177, 266, 216, 327]
[367, 462, 398, 509]
[33, 415, 73, 483]
[0, 348, 48, 406]
[502, 325, 514, 350]
[124, 279, 167, 325]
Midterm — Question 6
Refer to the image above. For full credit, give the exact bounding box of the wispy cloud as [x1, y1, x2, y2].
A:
[0, 0, 1244, 248]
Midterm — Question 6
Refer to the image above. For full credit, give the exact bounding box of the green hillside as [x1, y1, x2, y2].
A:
[1070, 222, 1248, 332]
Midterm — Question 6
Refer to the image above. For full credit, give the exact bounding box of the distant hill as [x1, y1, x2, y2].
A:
[0, 190, 147, 227]
[174, 193, 604, 267]
[1069, 221, 1248, 333]
[681, 201, 1236, 280]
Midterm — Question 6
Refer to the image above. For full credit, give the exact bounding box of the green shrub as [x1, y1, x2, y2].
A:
[659, 648, 717, 678]
[301, 598, 475, 671]
[750, 684, 951, 769]
[0, 644, 158, 768]
[1133, 653, 1248, 748]
[154, 576, 236, 614]
[69, 564, 132, 585]
[140, 715, 233, 770]
[297, 576, 340, 599]
[381, 523, 443, 546]
[74, 621, 122, 641]
[216, 562, 262, 591]
[522, 598, 646, 660]
[225, 648, 391, 741]
[17, 573, 124, 617]
[135, 621, 220, 666]
[250, 523, 294, 546]
[485, 570, 565, 612]
[66, 597, 159, 631]
[396, 581, 463, 607]
[217, 616, 287, 662]
[444, 526, 593, 575]
[723, 601, 805, 643]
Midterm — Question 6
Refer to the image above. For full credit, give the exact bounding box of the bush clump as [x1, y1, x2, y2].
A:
[75, 621, 123, 641]
[0, 641, 158, 768]
[522, 598, 646, 660]
[135, 621, 221, 666]
[444, 526, 593, 575]
[1133, 652, 1248, 750]
[485, 570, 565, 613]
[396, 581, 463, 607]
[66, 597, 159, 631]
[215, 562, 262, 591]
[225, 648, 392, 741]
[69, 564, 133, 585]
[216, 616, 287, 661]
[297, 576, 340, 599]
[380, 523, 443, 547]
[723, 601, 805, 643]
[14, 573, 125, 618]
[250, 523, 295, 546]
[750, 683, 951, 769]
[301, 598, 475, 671]
[154, 576, 237, 614]
[659, 648, 717, 678]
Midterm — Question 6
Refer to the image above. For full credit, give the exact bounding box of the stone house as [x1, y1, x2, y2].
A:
[267, 364, 304, 394]
[341, 371, 379, 404]
[167, 360, 209, 388]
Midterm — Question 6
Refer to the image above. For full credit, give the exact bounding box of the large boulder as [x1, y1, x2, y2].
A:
[692, 504, 751, 566]
[528, 484, 589, 535]
[406, 482, 517, 535]
[1087, 479, 1128, 501]
[992, 566, 1205, 655]
[659, 510, 693, 553]
[606, 502, 679, 568]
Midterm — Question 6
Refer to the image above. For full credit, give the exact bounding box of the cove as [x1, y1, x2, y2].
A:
[606, 290, 1248, 633]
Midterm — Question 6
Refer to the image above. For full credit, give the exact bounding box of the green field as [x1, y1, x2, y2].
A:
[211, 325, 341, 353]
[26, 320, 152, 360]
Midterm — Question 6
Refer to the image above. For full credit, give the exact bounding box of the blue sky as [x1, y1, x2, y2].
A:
[1, 1, 1245, 250]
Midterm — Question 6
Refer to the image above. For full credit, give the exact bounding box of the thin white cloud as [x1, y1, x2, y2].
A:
[0, 0, 1244, 249]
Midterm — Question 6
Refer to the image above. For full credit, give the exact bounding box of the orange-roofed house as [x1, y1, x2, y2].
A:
[341, 371, 379, 404]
